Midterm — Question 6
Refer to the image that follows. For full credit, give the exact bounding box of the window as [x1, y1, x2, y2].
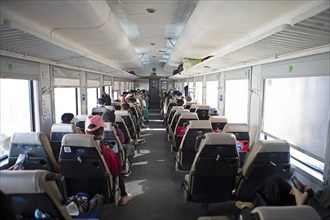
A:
[87, 88, 98, 115]
[0, 78, 34, 157]
[263, 76, 329, 175]
[54, 88, 80, 123]
[225, 79, 248, 123]
[206, 81, 218, 108]
[195, 81, 203, 104]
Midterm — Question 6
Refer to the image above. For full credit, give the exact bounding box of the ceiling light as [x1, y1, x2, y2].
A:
[146, 8, 157, 13]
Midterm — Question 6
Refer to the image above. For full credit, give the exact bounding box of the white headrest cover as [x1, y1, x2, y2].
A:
[0, 170, 47, 194]
[104, 122, 113, 131]
[179, 112, 199, 120]
[174, 109, 189, 116]
[61, 134, 97, 148]
[209, 116, 228, 123]
[252, 206, 321, 220]
[115, 110, 129, 116]
[190, 104, 199, 109]
[76, 114, 87, 122]
[51, 124, 75, 133]
[222, 123, 248, 133]
[195, 105, 210, 110]
[11, 132, 43, 145]
[187, 120, 212, 129]
[203, 133, 237, 145]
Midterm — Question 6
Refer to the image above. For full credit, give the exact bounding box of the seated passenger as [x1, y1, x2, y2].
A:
[236, 175, 330, 219]
[85, 115, 132, 206]
[102, 110, 135, 176]
[61, 112, 83, 133]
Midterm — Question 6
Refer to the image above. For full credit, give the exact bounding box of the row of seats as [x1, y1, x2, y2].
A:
[163, 101, 292, 212]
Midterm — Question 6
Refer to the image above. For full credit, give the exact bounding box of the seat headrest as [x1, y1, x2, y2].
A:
[209, 116, 228, 123]
[171, 106, 184, 112]
[10, 132, 44, 145]
[61, 134, 96, 147]
[222, 123, 248, 132]
[174, 109, 189, 115]
[195, 105, 210, 110]
[203, 133, 237, 145]
[115, 110, 129, 116]
[51, 124, 76, 133]
[179, 112, 199, 119]
[187, 120, 212, 129]
[104, 122, 113, 131]
[115, 115, 125, 123]
[0, 170, 48, 194]
[252, 206, 321, 220]
[76, 114, 87, 122]
[253, 140, 290, 153]
[189, 104, 199, 109]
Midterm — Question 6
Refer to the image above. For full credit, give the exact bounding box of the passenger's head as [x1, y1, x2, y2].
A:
[121, 103, 130, 111]
[209, 108, 219, 116]
[97, 98, 105, 106]
[85, 115, 107, 139]
[176, 98, 184, 106]
[102, 110, 116, 123]
[61, 113, 74, 123]
[185, 95, 192, 102]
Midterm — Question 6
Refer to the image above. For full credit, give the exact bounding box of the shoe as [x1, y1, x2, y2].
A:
[119, 194, 132, 206]
[123, 170, 132, 177]
[235, 201, 254, 210]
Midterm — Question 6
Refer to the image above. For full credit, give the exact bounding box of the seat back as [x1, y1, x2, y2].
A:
[178, 120, 213, 171]
[59, 134, 115, 202]
[167, 106, 184, 127]
[172, 113, 199, 152]
[189, 104, 199, 112]
[169, 109, 189, 136]
[222, 123, 249, 166]
[184, 101, 196, 110]
[115, 116, 132, 144]
[186, 133, 239, 203]
[8, 132, 59, 172]
[209, 116, 228, 132]
[92, 106, 106, 116]
[115, 110, 137, 141]
[103, 122, 125, 168]
[195, 105, 210, 120]
[0, 170, 71, 219]
[50, 123, 78, 161]
[75, 114, 87, 133]
[235, 140, 291, 201]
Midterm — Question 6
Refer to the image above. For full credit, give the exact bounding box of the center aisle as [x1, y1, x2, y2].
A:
[100, 109, 238, 220]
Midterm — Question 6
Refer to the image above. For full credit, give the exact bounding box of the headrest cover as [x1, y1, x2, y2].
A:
[209, 116, 228, 123]
[51, 124, 75, 133]
[203, 133, 237, 145]
[179, 112, 199, 119]
[115, 110, 129, 116]
[11, 132, 43, 145]
[62, 134, 96, 147]
[195, 105, 210, 110]
[187, 120, 212, 129]
[222, 123, 248, 133]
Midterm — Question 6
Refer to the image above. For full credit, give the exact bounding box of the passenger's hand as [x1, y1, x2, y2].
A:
[290, 186, 309, 205]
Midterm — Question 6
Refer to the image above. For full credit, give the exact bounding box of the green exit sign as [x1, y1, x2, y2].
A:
[288, 65, 293, 73]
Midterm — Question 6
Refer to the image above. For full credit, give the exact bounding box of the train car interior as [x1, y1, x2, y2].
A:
[0, 1, 329, 220]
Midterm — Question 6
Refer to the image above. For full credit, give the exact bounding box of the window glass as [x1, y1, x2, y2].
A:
[54, 88, 77, 123]
[206, 81, 218, 108]
[188, 82, 194, 101]
[0, 78, 32, 157]
[225, 79, 248, 123]
[87, 88, 98, 115]
[263, 76, 329, 161]
[195, 81, 203, 104]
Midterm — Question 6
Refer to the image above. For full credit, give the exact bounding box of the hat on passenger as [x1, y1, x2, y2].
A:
[61, 113, 74, 123]
[85, 115, 107, 132]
